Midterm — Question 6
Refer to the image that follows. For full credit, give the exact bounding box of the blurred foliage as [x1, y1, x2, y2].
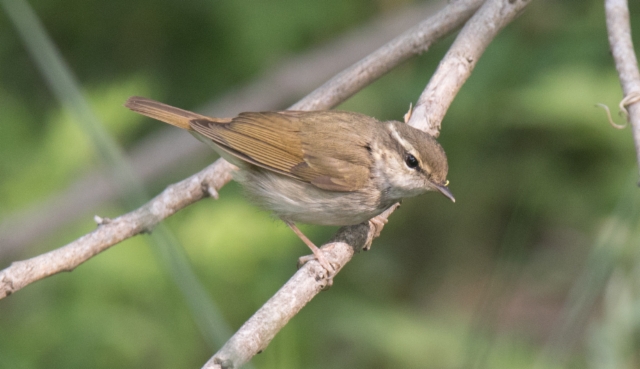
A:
[1, 0, 640, 368]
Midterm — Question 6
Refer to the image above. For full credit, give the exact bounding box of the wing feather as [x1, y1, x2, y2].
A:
[190, 111, 375, 192]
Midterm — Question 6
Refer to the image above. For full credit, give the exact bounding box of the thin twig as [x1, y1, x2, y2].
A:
[0, 0, 481, 302]
[0, 0, 533, 367]
[0, 0, 531, 365]
[203, 204, 399, 369]
[408, 0, 532, 136]
[0, 160, 235, 298]
[605, 0, 640, 179]
[0, 0, 465, 261]
[205, 0, 534, 367]
[290, 0, 484, 110]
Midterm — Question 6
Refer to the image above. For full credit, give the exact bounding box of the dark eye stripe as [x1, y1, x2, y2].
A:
[405, 154, 419, 169]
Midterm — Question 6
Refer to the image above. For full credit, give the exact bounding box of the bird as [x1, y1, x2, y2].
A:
[125, 96, 454, 276]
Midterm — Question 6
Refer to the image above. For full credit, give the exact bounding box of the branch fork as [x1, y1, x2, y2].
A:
[0, 0, 538, 367]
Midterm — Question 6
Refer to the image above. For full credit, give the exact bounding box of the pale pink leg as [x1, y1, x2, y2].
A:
[285, 221, 336, 276]
[364, 217, 388, 251]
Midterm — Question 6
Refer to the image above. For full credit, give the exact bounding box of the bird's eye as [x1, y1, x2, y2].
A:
[405, 154, 419, 169]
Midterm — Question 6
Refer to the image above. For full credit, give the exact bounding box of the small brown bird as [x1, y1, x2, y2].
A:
[125, 97, 453, 275]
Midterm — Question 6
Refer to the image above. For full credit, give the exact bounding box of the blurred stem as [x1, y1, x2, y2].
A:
[2, 0, 234, 351]
[464, 190, 539, 369]
[1, 0, 140, 203]
[534, 171, 640, 368]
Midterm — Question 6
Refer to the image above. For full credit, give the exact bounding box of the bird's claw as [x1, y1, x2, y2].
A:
[363, 217, 387, 251]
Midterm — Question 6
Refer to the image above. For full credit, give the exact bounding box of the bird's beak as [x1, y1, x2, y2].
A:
[436, 184, 455, 203]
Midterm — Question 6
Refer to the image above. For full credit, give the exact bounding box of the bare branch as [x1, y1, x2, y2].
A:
[408, 0, 532, 136]
[0, 160, 235, 299]
[203, 204, 398, 369]
[0, 0, 481, 301]
[0, 0, 535, 367]
[605, 0, 640, 178]
[205, 0, 537, 367]
[290, 0, 484, 110]
[0, 0, 458, 261]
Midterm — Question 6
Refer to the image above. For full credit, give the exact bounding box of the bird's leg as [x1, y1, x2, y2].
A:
[363, 216, 388, 251]
[285, 221, 336, 277]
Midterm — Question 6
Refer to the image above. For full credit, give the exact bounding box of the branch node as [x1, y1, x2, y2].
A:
[213, 357, 234, 369]
[1, 276, 14, 297]
[93, 215, 112, 226]
[203, 183, 220, 200]
[317, 274, 332, 290]
[404, 102, 413, 123]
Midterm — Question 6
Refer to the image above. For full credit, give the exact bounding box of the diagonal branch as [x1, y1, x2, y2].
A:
[204, 0, 531, 368]
[0, 0, 482, 300]
[0, 0, 536, 365]
[204, 204, 399, 369]
[0, 0, 535, 365]
[290, 0, 484, 110]
[0, 160, 235, 298]
[0, 0, 457, 261]
[408, 0, 533, 136]
[605, 0, 640, 179]
[0, 0, 536, 367]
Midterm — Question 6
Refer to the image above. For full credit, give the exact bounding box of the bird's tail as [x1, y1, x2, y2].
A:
[124, 96, 224, 130]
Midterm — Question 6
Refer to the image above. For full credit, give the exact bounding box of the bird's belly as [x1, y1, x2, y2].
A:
[235, 169, 391, 226]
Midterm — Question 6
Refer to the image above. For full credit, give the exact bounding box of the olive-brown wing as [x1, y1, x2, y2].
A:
[190, 112, 304, 179]
[292, 111, 373, 191]
[190, 111, 373, 192]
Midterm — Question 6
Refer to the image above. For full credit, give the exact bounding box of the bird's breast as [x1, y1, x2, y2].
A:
[234, 167, 390, 226]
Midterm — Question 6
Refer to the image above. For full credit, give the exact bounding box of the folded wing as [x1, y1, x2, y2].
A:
[191, 111, 373, 192]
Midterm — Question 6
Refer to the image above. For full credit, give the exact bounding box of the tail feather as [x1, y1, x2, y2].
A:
[125, 96, 221, 130]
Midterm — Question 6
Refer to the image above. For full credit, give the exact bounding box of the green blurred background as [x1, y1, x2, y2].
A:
[1, 0, 640, 368]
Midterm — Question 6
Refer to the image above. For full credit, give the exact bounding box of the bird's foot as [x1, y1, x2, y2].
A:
[297, 243, 341, 289]
[286, 221, 338, 288]
[363, 217, 388, 251]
